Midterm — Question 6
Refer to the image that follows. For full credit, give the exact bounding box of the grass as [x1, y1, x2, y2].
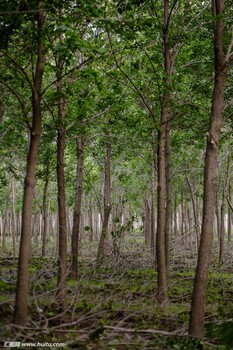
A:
[0, 238, 233, 349]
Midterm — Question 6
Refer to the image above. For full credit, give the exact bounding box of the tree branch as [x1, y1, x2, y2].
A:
[227, 196, 233, 213]
[105, 21, 156, 125]
[226, 26, 233, 62]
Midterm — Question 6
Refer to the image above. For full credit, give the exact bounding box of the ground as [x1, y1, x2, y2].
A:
[0, 236, 233, 349]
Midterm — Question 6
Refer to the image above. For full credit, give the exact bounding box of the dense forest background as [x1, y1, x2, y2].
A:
[0, 0, 233, 349]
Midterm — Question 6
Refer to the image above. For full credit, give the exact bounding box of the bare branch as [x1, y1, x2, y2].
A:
[226, 26, 233, 62]
[105, 26, 156, 125]
[227, 196, 233, 213]
[0, 52, 35, 93]
[104, 324, 177, 336]
[0, 9, 50, 15]
[0, 79, 30, 128]
[41, 57, 93, 95]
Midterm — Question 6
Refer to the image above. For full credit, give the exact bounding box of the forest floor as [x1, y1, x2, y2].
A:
[0, 236, 233, 350]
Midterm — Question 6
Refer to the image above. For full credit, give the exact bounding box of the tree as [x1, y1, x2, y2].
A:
[189, 0, 233, 336]
[55, 30, 68, 299]
[71, 135, 84, 279]
[14, 1, 46, 326]
[97, 140, 112, 263]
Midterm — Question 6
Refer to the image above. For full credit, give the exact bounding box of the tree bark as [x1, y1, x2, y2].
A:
[56, 31, 68, 297]
[174, 195, 178, 237]
[219, 147, 231, 264]
[71, 136, 84, 280]
[165, 124, 172, 276]
[2, 183, 11, 251]
[227, 184, 232, 242]
[151, 130, 156, 257]
[156, 0, 173, 306]
[186, 176, 200, 251]
[215, 190, 221, 240]
[42, 161, 50, 257]
[156, 121, 168, 304]
[56, 76, 67, 298]
[144, 199, 151, 246]
[33, 190, 39, 254]
[14, 4, 46, 326]
[97, 142, 111, 263]
[151, 163, 156, 257]
[189, 0, 229, 336]
[12, 177, 17, 257]
[89, 207, 93, 242]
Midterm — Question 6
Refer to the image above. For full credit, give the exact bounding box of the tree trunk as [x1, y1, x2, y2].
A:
[174, 195, 178, 237]
[71, 136, 84, 280]
[12, 177, 17, 257]
[151, 164, 156, 257]
[181, 188, 187, 237]
[189, 0, 229, 336]
[165, 124, 172, 276]
[33, 190, 39, 254]
[14, 4, 46, 326]
[89, 207, 93, 242]
[56, 39, 67, 298]
[219, 147, 231, 264]
[97, 142, 111, 263]
[156, 121, 168, 304]
[215, 190, 221, 240]
[151, 130, 156, 257]
[186, 176, 200, 251]
[156, 0, 173, 306]
[227, 184, 232, 242]
[144, 199, 151, 246]
[2, 183, 11, 251]
[42, 162, 50, 257]
[219, 198, 225, 264]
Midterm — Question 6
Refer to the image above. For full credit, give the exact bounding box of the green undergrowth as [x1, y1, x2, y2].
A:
[0, 250, 233, 349]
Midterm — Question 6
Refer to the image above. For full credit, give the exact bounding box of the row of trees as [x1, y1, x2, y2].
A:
[0, 0, 233, 338]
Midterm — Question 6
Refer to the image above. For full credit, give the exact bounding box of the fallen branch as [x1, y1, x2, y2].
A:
[104, 325, 176, 336]
[103, 325, 220, 348]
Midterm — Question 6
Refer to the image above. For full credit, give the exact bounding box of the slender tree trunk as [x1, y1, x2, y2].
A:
[186, 177, 200, 251]
[189, 0, 229, 336]
[151, 130, 156, 256]
[14, 4, 46, 325]
[71, 136, 84, 280]
[56, 37, 67, 297]
[215, 190, 221, 240]
[219, 147, 231, 264]
[42, 162, 50, 257]
[89, 207, 93, 242]
[0, 217, 2, 242]
[151, 163, 156, 257]
[165, 124, 172, 275]
[156, 121, 168, 304]
[12, 178, 17, 257]
[56, 96, 67, 296]
[174, 196, 178, 237]
[97, 142, 111, 263]
[67, 207, 72, 242]
[181, 189, 187, 236]
[144, 199, 151, 246]
[156, 0, 173, 306]
[227, 184, 232, 242]
[184, 190, 189, 237]
[219, 197, 225, 264]
[33, 191, 39, 254]
[2, 183, 11, 251]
